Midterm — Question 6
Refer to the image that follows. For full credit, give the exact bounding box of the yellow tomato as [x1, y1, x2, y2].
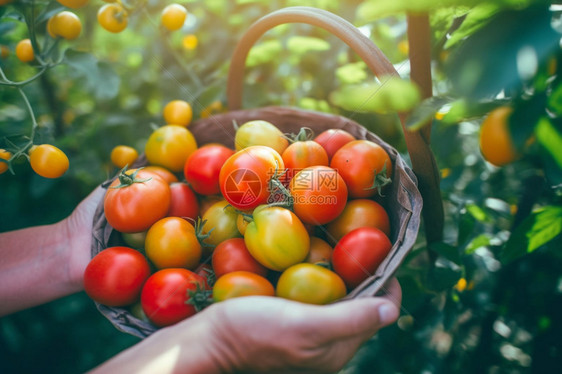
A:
[29, 144, 69, 178]
[48, 11, 82, 40]
[15, 39, 34, 63]
[97, 3, 128, 33]
[110, 145, 138, 169]
[57, 0, 89, 9]
[479, 106, 520, 167]
[182, 34, 198, 50]
[234, 120, 289, 155]
[0, 149, 11, 175]
[163, 100, 192, 127]
[161, 4, 188, 31]
[145, 125, 197, 172]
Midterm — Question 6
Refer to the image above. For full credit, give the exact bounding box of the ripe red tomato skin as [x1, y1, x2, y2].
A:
[212, 238, 268, 278]
[326, 199, 391, 243]
[332, 227, 392, 290]
[104, 170, 171, 233]
[83, 246, 151, 307]
[213, 271, 275, 302]
[314, 129, 356, 161]
[281, 140, 329, 182]
[184, 144, 234, 195]
[167, 182, 199, 221]
[141, 268, 208, 327]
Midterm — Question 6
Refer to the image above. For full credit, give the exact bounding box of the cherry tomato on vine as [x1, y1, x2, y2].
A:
[15, 39, 34, 63]
[326, 199, 390, 243]
[145, 125, 197, 172]
[142, 165, 178, 184]
[330, 140, 392, 198]
[276, 263, 346, 305]
[219, 145, 284, 210]
[57, 0, 89, 9]
[48, 11, 82, 40]
[104, 168, 171, 233]
[163, 99, 192, 127]
[184, 144, 234, 195]
[145, 216, 201, 270]
[200, 199, 242, 248]
[314, 129, 356, 161]
[84, 246, 151, 307]
[234, 120, 289, 155]
[141, 268, 208, 327]
[213, 271, 274, 302]
[167, 182, 199, 221]
[110, 145, 138, 169]
[244, 205, 310, 271]
[0, 149, 11, 175]
[29, 144, 69, 178]
[332, 227, 392, 289]
[212, 238, 268, 278]
[289, 166, 348, 225]
[97, 3, 128, 34]
[479, 106, 521, 167]
[161, 3, 188, 31]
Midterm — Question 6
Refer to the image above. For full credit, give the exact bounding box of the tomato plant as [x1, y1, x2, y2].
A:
[244, 205, 310, 271]
[0, 149, 11, 175]
[184, 144, 234, 195]
[97, 3, 128, 34]
[145, 216, 201, 269]
[103, 168, 171, 233]
[145, 125, 198, 172]
[48, 11, 82, 40]
[234, 120, 289, 155]
[276, 263, 346, 305]
[213, 271, 275, 302]
[167, 182, 199, 221]
[15, 39, 33, 63]
[83, 247, 151, 307]
[141, 268, 208, 327]
[219, 145, 284, 210]
[325, 199, 390, 243]
[28, 144, 69, 179]
[212, 238, 268, 278]
[161, 4, 188, 32]
[289, 165, 348, 225]
[330, 140, 392, 198]
[332, 227, 392, 289]
[57, 0, 89, 9]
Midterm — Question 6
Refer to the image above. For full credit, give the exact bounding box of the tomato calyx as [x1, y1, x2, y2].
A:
[110, 166, 152, 189]
[267, 161, 294, 208]
[194, 217, 215, 248]
[365, 162, 392, 197]
[186, 282, 213, 312]
[284, 126, 315, 143]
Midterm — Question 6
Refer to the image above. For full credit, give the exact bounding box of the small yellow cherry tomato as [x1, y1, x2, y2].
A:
[161, 4, 188, 31]
[144, 125, 197, 172]
[479, 106, 520, 167]
[182, 34, 198, 50]
[29, 144, 69, 178]
[48, 11, 82, 40]
[57, 0, 89, 9]
[97, 3, 128, 33]
[110, 145, 138, 169]
[0, 149, 12, 175]
[15, 39, 34, 63]
[163, 100, 192, 127]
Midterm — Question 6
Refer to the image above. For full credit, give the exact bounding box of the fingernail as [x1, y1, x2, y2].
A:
[378, 303, 398, 325]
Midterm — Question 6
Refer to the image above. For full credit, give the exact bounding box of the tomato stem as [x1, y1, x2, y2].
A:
[365, 162, 392, 197]
[110, 166, 152, 189]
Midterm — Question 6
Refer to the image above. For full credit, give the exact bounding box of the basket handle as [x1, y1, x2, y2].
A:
[226, 6, 444, 243]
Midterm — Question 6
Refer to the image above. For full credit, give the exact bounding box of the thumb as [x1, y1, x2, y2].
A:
[314, 298, 399, 340]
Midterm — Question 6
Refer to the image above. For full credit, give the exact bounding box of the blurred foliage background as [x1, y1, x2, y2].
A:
[1, 0, 561, 373]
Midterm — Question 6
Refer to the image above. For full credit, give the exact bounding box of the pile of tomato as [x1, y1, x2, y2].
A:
[84, 112, 395, 328]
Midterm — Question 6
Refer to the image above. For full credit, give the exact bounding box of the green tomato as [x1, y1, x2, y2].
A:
[244, 205, 310, 271]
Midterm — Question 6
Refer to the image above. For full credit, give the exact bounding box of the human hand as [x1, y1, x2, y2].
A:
[202, 277, 402, 373]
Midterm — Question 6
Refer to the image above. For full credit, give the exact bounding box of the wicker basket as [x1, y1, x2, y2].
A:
[91, 7, 425, 339]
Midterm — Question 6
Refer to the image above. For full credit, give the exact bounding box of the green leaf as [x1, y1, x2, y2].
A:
[427, 257, 462, 292]
[330, 77, 421, 114]
[287, 36, 330, 55]
[405, 96, 452, 130]
[444, 3, 500, 49]
[440, 98, 509, 124]
[466, 203, 489, 222]
[429, 241, 462, 265]
[64, 50, 120, 101]
[502, 205, 562, 263]
[335, 62, 367, 85]
[536, 117, 562, 168]
[465, 234, 491, 254]
[246, 40, 282, 67]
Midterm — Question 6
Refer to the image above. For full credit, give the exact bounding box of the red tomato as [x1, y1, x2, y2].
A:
[330, 140, 392, 198]
[213, 271, 275, 302]
[184, 144, 234, 195]
[104, 169, 171, 233]
[84, 246, 151, 307]
[212, 238, 268, 278]
[219, 145, 284, 210]
[326, 199, 390, 243]
[332, 227, 392, 289]
[281, 139, 328, 182]
[314, 129, 356, 161]
[142, 165, 179, 184]
[141, 268, 208, 327]
[167, 182, 199, 221]
[289, 166, 348, 225]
